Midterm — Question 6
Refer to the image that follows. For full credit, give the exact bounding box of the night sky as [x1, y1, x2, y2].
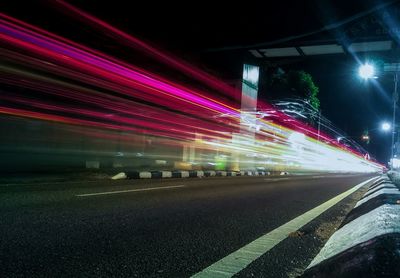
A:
[2, 0, 399, 163]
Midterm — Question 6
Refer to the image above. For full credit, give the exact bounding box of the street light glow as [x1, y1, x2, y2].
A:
[359, 63, 375, 79]
[382, 122, 391, 131]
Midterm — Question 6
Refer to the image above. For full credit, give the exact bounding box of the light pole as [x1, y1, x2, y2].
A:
[359, 62, 399, 168]
[390, 72, 398, 165]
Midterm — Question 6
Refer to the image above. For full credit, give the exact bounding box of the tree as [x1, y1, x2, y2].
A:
[266, 68, 320, 111]
[287, 70, 320, 111]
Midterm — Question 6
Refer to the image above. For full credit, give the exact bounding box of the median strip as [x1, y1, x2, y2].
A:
[191, 176, 379, 278]
[76, 185, 185, 197]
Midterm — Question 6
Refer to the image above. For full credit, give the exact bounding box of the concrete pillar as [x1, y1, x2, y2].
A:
[239, 64, 260, 171]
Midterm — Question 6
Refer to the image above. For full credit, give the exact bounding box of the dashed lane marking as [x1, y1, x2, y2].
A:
[76, 185, 186, 197]
[264, 178, 290, 182]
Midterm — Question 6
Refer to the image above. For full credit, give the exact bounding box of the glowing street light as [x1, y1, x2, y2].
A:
[359, 63, 375, 79]
[381, 122, 391, 131]
[357, 61, 400, 168]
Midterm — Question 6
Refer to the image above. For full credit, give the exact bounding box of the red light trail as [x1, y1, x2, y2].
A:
[0, 5, 383, 172]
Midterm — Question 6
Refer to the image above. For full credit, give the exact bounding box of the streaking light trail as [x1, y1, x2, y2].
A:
[0, 8, 383, 173]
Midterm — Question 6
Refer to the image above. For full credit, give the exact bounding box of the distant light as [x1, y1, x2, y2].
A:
[362, 135, 370, 141]
[382, 122, 391, 131]
[359, 63, 375, 79]
[337, 136, 343, 142]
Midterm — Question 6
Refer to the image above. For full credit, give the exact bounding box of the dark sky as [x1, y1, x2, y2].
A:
[2, 0, 399, 163]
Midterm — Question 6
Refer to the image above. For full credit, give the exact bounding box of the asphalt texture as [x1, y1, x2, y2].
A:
[0, 173, 376, 277]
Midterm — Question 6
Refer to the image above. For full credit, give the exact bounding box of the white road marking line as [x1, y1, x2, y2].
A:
[76, 185, 185, 197]
[324, 174, 360, 178]
[264, 178, 290, 182]
[191, 176, 379, 278]
[264, 174, 359, 182]
[306, 175, 358, 179]
[312, 175, 327, 179]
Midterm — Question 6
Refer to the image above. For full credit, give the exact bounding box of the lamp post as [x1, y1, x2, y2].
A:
[359, 62, 399, 168]
[390, 72, 398, 165]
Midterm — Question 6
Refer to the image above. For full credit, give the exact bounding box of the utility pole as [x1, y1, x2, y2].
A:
[383, 63, 400, 168]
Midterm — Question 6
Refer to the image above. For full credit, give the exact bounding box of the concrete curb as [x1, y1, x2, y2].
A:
[111, 170, 273, 180]
[302, 175, 400, 277]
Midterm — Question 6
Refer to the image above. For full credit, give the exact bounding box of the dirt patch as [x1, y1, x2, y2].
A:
[288, 230, 306, 238]
[314, 186, 367, 241]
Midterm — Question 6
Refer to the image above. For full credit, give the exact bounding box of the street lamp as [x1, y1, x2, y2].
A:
[358, 62, 399, 168]
[358, 63, 375, 79]
[381, 122, 391, 132]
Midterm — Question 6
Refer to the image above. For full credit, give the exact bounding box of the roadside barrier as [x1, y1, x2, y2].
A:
[302, 175, 400, 277]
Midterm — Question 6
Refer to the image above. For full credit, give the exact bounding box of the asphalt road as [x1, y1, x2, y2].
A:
[0, 173, 376, 277]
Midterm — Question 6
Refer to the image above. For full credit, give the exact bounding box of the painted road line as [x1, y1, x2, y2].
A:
[327, 174, 361, 178]
[191, 176, 379, 278]
[76, 185, 186, 197]
[264, 178, 290, 182]
[312, 175, 328, 179]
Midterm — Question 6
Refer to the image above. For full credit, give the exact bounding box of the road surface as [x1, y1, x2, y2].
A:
[0, 173, 376, 277]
